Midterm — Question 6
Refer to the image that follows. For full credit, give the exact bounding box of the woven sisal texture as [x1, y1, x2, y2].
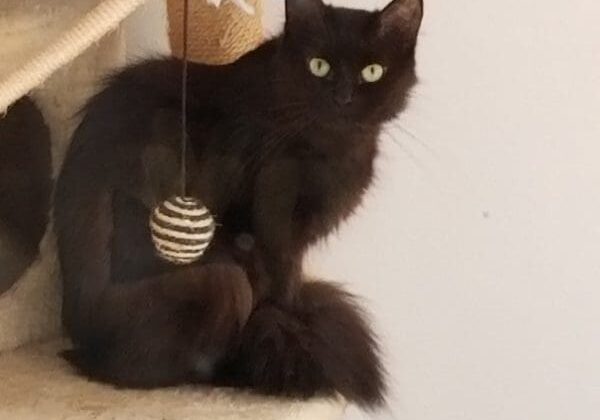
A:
[0, 0, 148, 114]
[167, 0, 264, 65]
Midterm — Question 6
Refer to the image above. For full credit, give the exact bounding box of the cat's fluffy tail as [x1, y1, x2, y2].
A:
[221, 280, 386, 409]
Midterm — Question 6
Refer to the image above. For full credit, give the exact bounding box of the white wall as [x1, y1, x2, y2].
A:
[124, 0, 170, 60]
[297, 1, 600, 419]
[130, 1, 600, 419]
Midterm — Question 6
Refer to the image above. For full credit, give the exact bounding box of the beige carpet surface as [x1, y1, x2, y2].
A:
[0, 340, 346, 420]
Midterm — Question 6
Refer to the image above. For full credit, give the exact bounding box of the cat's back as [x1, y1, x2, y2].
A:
[59, 39, 278, 197]
[67, 38, 277, 153]
[59, 59, 213, 180]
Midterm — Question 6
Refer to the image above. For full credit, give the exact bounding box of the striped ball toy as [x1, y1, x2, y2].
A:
[150, 196, 216, 265]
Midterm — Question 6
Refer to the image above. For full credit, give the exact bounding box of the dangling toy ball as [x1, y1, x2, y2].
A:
[150, 196, 216, 265]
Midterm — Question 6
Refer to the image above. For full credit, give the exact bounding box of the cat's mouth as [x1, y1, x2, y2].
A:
[327, 106, 366, 125]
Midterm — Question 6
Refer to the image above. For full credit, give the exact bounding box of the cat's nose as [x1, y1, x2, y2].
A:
[334, 87, 353, 106]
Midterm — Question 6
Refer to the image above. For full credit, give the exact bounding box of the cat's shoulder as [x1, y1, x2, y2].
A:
[106, 58, 188, 99]
[78, 58, 190, 123]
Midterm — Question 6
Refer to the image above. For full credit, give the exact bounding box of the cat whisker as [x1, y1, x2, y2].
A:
[385, 120, 440, 164]
[386, 120, 438, 158]
[382, 127, 428, 173]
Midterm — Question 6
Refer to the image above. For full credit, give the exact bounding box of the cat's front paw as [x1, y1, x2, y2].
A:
[164, 263, 254, 337]
[191, 263, 254, 336]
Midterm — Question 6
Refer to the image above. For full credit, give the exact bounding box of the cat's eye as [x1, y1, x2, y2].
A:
[309, 58, 331, 78]
[361, 64, 385, 83]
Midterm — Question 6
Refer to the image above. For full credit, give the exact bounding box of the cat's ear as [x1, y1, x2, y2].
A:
[378, 0, 423, 39]
[285, 0, 325, 30]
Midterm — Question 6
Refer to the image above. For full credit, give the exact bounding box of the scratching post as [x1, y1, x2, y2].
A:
[167, 0, 264, 64]
[0, 0, 132, 352]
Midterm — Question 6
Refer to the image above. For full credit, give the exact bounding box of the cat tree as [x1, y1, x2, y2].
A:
[0, 0, 344, 418]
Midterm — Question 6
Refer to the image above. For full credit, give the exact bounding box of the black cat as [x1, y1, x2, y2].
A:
[54, 0, 423, 408]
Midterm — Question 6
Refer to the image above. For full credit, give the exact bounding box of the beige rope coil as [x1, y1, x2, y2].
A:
[0, 0, 149, 114]
[167, 0, 264, 65]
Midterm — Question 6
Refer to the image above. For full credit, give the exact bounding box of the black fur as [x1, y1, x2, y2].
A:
[0, 97, 52, 294]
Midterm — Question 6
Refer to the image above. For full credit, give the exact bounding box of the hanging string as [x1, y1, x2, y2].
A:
[180, 0, 190, 197]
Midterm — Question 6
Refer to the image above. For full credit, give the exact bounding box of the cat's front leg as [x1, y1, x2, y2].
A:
[252, 158, 304, 304]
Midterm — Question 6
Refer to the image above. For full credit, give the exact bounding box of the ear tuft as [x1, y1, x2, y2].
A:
[379, 0, 423, 38]
[285, 0, 325, 28]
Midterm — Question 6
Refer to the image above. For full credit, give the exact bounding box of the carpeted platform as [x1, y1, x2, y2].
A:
[0, 340, 345, 420]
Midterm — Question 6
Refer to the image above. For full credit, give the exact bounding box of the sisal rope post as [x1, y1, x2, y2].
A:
[167, 0, 264, 65]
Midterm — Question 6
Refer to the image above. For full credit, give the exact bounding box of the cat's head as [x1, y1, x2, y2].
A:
[274, 0, 423, 128]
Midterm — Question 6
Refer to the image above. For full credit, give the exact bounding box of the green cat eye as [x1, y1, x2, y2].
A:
[309, 58, 331, 78]
[361, 64, 385, 83]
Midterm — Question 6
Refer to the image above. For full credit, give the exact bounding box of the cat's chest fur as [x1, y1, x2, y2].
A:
[188, 109, 378, 218]
[242, 125, 377, 241]
[286, 128, 377, 206]
[256, 122, 373, 200]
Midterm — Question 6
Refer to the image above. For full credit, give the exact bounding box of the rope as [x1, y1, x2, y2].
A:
[180, 0, 190, 197]
[167, 0, 263, 65]
[0, 0, 149, 114]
